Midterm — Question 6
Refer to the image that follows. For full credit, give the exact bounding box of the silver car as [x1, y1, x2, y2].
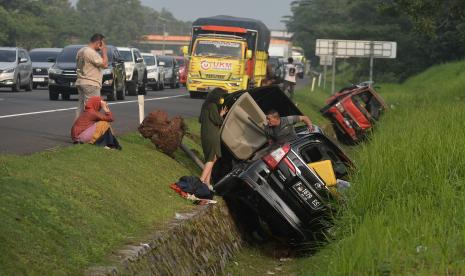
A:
[29, 48, 62, 89]
[0, 47, 33, 92]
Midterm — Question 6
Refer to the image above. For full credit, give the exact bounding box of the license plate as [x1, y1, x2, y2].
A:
[292, 182, 322, 209]
[33, 77, 45, 82]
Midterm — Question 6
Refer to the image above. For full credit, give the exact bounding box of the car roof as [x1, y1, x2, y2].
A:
[63, 45, 86, 49]
[117, 47, 139, 51]
[29, 48, 62, 52]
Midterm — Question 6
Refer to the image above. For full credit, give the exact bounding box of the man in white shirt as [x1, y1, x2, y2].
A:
[283, 57, 297, 100]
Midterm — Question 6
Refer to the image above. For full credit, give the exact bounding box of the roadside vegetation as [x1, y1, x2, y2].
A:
[0, 131, 202, 275]
[293, 60, 465, 274]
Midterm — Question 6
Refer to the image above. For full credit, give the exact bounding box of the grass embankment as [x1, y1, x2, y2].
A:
[294, 61, 465, 274]
[0, 121, 202, 275]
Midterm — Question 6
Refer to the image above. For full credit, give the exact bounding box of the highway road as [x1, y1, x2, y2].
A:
[0, 79, 308, 155]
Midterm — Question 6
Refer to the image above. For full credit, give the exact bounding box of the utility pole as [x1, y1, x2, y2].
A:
[369, 41, 374, 87]
[331, 41, 337, 94]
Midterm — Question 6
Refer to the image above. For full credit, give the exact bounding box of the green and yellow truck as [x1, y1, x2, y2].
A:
[183, 15, 271, 98]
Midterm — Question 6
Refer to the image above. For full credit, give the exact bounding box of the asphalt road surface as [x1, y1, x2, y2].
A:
[0, 79, 309, 155]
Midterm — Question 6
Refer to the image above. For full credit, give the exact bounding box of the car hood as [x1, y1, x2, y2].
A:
[55, 62, 76, 70]
[32, 62, 54, 69]
[221, 85, 303, 160]
[0, 62, 16, 70]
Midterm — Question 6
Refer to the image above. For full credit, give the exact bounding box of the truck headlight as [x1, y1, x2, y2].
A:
[189, 72, 200, 78]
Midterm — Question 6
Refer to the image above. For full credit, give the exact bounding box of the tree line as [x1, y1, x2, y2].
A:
[0, 0, 191, 49]
[286, 0, 465, 82]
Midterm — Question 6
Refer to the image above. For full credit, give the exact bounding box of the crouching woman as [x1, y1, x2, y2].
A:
[71, 96, 121, 150]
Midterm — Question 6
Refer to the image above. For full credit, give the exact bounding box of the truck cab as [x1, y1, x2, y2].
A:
[185, 15, 270, 98]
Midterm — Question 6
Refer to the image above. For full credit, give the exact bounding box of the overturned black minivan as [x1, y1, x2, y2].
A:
[213, 86, 353, 249]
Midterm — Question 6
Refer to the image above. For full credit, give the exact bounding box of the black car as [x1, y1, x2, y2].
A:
[212, 86, 353, 249]
[48, 45, 125, 101]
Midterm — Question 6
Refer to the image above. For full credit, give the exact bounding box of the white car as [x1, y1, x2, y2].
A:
[141, 53, 165, 91]
[116, 47, 147, 95]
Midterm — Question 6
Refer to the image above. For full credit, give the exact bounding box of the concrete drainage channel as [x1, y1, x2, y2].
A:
[86, 200, 243, 275]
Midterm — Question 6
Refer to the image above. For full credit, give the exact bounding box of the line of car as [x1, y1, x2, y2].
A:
[0, 46, 188, 101]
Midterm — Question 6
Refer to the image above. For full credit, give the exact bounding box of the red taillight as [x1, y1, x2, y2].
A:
[262, 144, 291, 170]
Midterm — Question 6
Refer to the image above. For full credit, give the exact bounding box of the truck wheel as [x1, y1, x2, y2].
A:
[189, 91, 197, 98]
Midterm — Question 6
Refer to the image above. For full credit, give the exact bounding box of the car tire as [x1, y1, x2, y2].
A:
[159, 80, 164, 90]
[49, 88, 59, 100]
[61, 92, 70, 101]
[25, 75, 33, 91]
[127, 72, 138, 96]
[33, 83, 38, 89]
[170, 78, 176, 89]
[107, 80, 117, 101]
[117, 79, 125, 100]
[12, 76, 20, 92]
[138, 71, 147, 95]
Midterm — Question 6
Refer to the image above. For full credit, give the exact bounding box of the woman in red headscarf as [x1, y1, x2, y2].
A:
[71, 96, 121, 149]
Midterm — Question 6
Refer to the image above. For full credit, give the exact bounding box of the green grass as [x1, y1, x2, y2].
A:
[0, 132, 201, 275]
[292, 60, 465, 274]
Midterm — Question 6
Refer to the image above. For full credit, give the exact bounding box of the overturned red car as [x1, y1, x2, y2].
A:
[320, 86, 387, 144]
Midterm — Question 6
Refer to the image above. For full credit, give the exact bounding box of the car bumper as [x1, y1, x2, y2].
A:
[0, 72, 15, 87]
[32, 74, 49, 84]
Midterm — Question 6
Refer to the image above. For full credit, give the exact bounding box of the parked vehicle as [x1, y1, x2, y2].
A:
[0, 47, 33, 92]
[174, 56, 187, 86]
[29, 48, 62, 89]
[295, 62, 305, 79]
[268, 56, 285, 81]
[213, 85, 353, 249]
[48, 45, 126, 101]
[117, 47, 147, 95]
[183, 15, 271, 98]
[157, 55, 179, 89]
[320, 85, 387, 144]
[141, 53, 165, 91]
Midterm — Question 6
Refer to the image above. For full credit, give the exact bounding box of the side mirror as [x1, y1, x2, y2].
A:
[47, 57, 56, 63]
[182, 46, 188, 56]
[246, 50, 253, 59]
[136, 57, 144, 63]
[19, 58, 28, 63]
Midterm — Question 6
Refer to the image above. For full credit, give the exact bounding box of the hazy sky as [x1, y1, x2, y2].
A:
[70, 0, 293, 30]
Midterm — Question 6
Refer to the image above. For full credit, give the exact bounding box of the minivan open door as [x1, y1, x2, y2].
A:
[220, 92, 267, 160]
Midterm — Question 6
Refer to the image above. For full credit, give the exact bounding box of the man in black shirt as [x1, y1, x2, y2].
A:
[264, 110, 314, 144]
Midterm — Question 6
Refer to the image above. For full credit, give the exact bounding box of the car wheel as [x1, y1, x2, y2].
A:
[49, 88, 59, 100]
[61, 92, 70, 101]
[117, 79, 125, 100]
[25, 75, 33, 91]
[12, 76, 20, 92]
[107, 80, 117, 101]
[138, 71, 147, 95]
[127, 72, 138, 96]
[159, 80, 165, 90]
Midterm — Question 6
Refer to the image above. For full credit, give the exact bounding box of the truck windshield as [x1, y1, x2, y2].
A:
[194, 40, 242, 58]
[0, 50, 16, 62]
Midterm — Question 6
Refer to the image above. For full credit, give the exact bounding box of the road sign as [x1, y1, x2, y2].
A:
[315, 39, 397, 93]
[319, 55, 333, 66]
[316, 39, 397, 58]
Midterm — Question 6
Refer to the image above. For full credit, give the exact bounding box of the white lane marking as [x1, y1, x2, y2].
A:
[0, 94, 187, 119]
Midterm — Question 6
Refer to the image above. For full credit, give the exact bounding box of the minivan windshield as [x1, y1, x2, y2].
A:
[30, 51, 59, 62]
[0, 50, 16, 62]
[56, 47, 83, 63]
[194, 40, 242, 58]
[119, 50, 133, 62]
[143, 55, 156, 66]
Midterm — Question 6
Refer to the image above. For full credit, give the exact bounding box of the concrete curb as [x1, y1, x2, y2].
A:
[86, 200, 242, 275]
